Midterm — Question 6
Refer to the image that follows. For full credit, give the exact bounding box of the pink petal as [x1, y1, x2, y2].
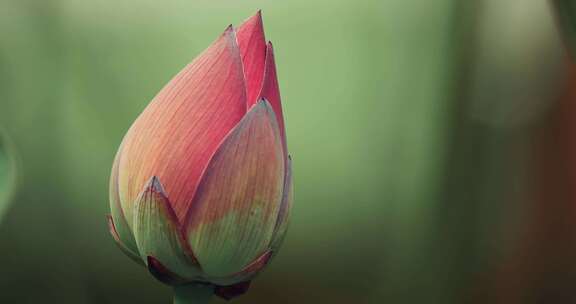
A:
[118, 26, 247, 222]
[258, 42, 287, 153]
[184, 101, 285, 278]
[236, 11, 267, 107]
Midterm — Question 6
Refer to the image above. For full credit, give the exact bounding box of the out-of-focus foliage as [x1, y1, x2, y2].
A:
[0, 131, 16, 220]
[554, 0, 576, 57]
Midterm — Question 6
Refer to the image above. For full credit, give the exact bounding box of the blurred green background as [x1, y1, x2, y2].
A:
[0, 0, 574, 303]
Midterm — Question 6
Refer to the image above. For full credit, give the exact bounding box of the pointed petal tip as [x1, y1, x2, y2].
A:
[221, 24, 238, 44]
[255, 98, 281, 131]
[256, 97, 273, 111]
[256, 97, 269, 106]
[264, 42, 278, 69]
[221, 24, 242, 60]
[146, 176, 165, 194]
[135, 176, 180, 231]
[241, 10, 263, 26]
[266, 42, 277, 59]
[253, 9, 263, 22]
[249, 99, 281, 135]
[237, 10, 266, 106]
[257, 39, 285, 147]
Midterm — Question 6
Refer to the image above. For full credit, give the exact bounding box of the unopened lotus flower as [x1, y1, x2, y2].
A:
[107, 12, 292, 303]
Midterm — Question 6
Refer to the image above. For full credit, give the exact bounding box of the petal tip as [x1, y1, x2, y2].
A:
[135, 175, 183, 229]
[241, 10, 263, 28]
[217, 25, 236, 44]
[220, 24, 242, 70]
[255, 99, 280, 130]
[147, 176, 166, 195]
[256, 97, 273, 111]
[224, 24, 236, 38]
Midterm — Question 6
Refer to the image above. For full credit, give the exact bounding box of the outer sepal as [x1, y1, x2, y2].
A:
[107, 215, 145, 266]
[185, 100, 285, 279]
[133, 177, 202, 283]
[109, 143, 139, 256]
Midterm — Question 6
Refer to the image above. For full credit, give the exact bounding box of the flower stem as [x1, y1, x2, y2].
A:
[173, 284, 214, 304]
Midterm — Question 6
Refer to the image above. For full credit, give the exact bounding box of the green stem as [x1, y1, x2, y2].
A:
[173, 284, 214, 304]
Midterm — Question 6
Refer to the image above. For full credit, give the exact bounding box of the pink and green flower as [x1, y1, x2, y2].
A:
[107, 11, 292, 302]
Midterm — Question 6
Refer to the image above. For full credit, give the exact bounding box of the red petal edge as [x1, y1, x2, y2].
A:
[215, 281, 252, 301]
[237, 10, 267, 107]
[258, 43, 287, 155]
[270, 155, 293, 250]
[107, 215, 144, 266]
[147, 256, 188, 286]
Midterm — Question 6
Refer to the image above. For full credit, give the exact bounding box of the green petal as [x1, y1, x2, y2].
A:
[270, 156, 293, 252]
[109, 142, 139, 256]
[184, 100, 285, 278]
[133, 177, 202, 281]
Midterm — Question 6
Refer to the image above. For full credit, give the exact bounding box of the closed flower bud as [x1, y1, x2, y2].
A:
[107, 11, 292, 301]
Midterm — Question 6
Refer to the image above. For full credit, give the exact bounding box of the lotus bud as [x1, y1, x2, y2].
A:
[107, 11, 292, 302]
